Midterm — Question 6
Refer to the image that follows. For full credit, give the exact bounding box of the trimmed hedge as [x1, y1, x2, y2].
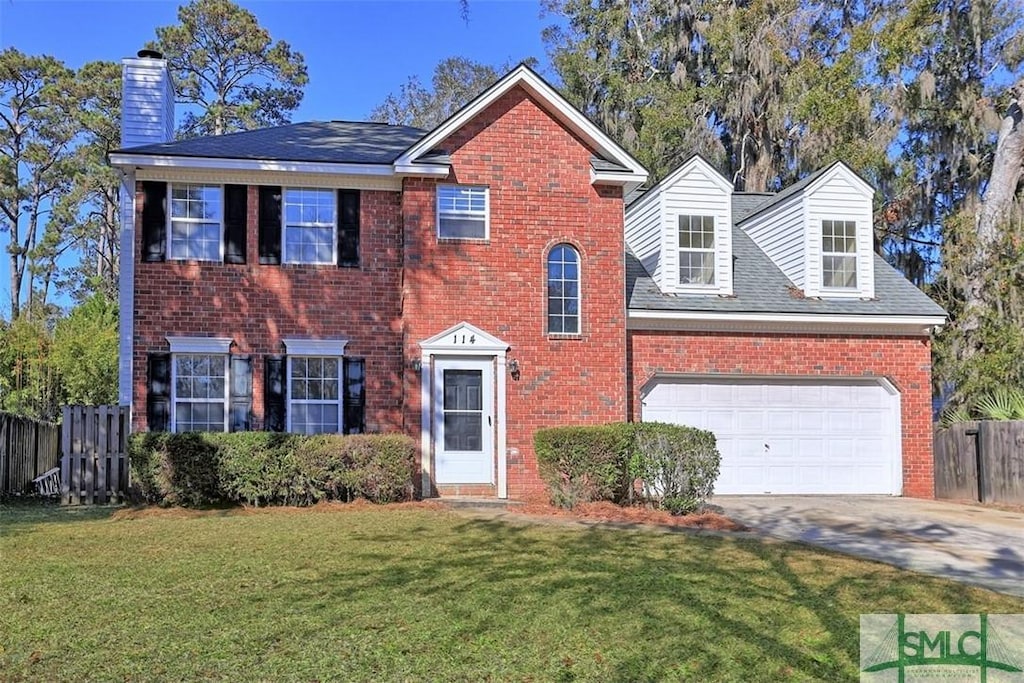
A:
[533, 425, 634, 509]
[534, 422, 720, 514]
[627, 422, 720, 514]
[128, 432, 416, 507]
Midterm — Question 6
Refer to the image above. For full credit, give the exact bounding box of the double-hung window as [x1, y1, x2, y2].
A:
[678, 215, 716, 285]
[547, 244, 580, 334]
[437, 185, 488, 239]
[169, 184, 222, 261]
[288, 356, 342, 434]
[172, 353, 228, 432]
[822, 219, 857, 288]
[283, 188, 336, 264]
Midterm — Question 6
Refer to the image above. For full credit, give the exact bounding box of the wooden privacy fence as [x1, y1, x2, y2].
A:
[61, 405, 131, 505]
[0, 412, 60, 493]
[934, 421, 1024, 505]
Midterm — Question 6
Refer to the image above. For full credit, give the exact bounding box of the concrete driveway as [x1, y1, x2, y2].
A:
[713, 496, 1024, 598]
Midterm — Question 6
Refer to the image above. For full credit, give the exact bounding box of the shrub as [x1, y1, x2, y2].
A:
[534, 424, 634, 508]
[534, 422, 721, 514]
[627, 422, 720, 515]
[127, 432, 221, 507]
[337, 434, 416, 503]
[127, 431, 417, 507]
[213, 432, 317, 507]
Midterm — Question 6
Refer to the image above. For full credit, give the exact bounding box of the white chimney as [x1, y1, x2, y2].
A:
[120, 49, 174, 148]
[118, 49, 174, 408]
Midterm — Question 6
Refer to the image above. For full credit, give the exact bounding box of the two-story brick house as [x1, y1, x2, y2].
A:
[110, 51, 944, 500]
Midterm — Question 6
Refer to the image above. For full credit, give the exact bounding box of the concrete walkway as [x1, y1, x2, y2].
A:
[713, 495, 1024, 598]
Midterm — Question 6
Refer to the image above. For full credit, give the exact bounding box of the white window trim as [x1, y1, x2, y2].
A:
[677, 214, 717, 288]
[167, 182, 225, 262]
[282, 338, 348, 356]
[285, 355, 344, 434]
[281, 187, 337, 265]
[437, 185, 490, 240]
[821, 218, 858, 291]
[169, 352, 229, 433]
[166, 336, 233, 354]
[547, 244, 581, 336]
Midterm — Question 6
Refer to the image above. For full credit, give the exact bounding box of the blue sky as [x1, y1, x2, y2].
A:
[0, 0, 554, 314]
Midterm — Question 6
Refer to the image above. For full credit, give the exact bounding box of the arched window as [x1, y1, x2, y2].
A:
[547, 244, 580, 334]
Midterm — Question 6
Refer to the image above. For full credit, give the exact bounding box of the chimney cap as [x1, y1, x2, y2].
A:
[137, 49, 163, 59]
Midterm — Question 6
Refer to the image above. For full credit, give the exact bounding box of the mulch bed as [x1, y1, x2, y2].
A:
[512, 499, 747, 531]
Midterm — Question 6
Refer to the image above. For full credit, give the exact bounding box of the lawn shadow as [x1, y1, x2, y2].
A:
[265, 514, 889, 680]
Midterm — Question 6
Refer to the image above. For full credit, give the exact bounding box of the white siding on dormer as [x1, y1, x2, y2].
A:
[804, 168, 875, 299]
[742, 193, 806, 288]
[625, 188, 664, 286]
[121, 57, 175, 149]
[625, 157, 733, 295]
[660, 162, 733, 295]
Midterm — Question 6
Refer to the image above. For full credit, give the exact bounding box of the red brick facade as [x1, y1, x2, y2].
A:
[132, 186, 406, 434]
[628, 331, 935, 498]
[129, 83, 937, 501]
[400, 87, 627, 499]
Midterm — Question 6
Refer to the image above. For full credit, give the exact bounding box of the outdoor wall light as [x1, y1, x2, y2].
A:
[508, 358, 521, 381]
[410, 358, 423, 372]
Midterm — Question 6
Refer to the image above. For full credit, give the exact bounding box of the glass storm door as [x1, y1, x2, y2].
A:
[433, 358, 494, 484]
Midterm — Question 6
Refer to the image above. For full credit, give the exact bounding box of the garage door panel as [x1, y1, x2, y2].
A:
[641, 378, 901, 495]
[798, 412, 826, 432]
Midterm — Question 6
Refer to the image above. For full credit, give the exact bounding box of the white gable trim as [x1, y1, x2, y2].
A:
[806, 161, 874, 197]
[419, 321, 510, 354]
[661, 155, 734, 195]
[394, 65, 647, 190]
[282, 338, 349, 356]
[166, 336, 233, 354]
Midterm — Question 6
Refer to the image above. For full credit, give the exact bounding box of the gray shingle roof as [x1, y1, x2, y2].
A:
[627, 224, 946, 317]
[732, 192, 774, 223]
[114, 121, 427, 165]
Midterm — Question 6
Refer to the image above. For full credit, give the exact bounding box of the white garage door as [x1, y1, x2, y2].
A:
[641, 378, 902, 495]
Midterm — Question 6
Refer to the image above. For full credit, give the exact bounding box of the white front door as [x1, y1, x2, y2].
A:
[433, 358, 494, 484]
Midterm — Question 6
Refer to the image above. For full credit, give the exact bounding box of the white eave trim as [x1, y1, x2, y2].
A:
[393, 162, 451, 177]
[627, 309, 946, 335]
[282, 338, 349, 356]
[109, 153, 396, 177]
[167, 336, 234, 354]
[591, 169, 649, 187]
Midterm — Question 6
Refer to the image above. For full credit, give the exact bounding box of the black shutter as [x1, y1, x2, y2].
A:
[258, 186, 282, 265]
[224, 184, 248, 265]
[264, 355, 286, 432]
[338, 190, 360, 267]
[343, 358, 365, 434]
[229, 355, 252, 432]
[141, 182, 167, 262]
[146, 353, 171, 432]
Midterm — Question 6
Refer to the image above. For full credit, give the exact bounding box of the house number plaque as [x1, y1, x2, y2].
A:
[452, 334, 477, 345]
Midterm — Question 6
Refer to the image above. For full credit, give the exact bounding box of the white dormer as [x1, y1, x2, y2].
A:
[625, 155, 733, 296]
[741, 161, 875, 299]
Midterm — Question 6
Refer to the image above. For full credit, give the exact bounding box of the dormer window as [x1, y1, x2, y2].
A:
[678, 215, 716, 285]
[822, 219, 857, 289]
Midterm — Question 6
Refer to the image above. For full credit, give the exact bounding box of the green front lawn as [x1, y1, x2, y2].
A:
[1, 503, 1021, 682]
